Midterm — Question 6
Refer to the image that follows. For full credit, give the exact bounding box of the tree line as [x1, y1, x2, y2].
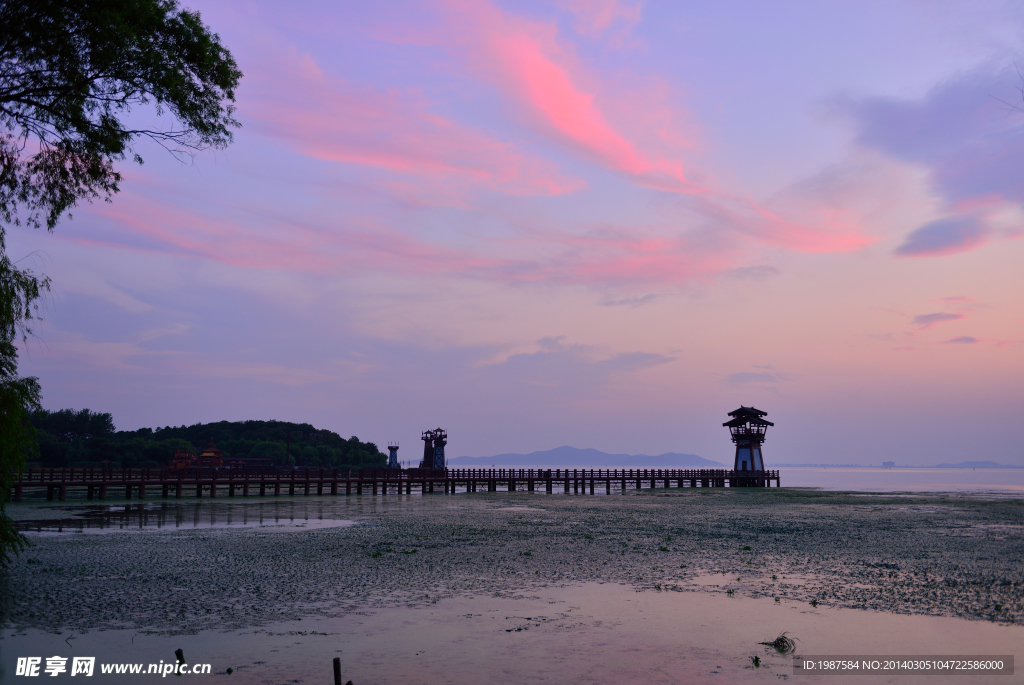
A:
[30, 409, 387, 470]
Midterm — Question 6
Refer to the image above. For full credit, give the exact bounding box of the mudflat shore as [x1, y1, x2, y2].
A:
[2, 488, 1022, 634]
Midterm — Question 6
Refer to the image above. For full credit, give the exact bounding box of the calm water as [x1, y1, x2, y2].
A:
[777, 467, 1024, 493]
[2, 584, 1019, 684]
[11, 500, 358, 534]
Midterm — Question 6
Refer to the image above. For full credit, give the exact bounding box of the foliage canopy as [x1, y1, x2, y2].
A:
[0, 0, 242, 232]
[30, 411, 387, 470]
[0, 0, 241, 563]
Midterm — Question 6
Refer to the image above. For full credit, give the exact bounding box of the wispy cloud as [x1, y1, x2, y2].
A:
[894, 214, 992, 257]
[839, 66, 1024, 258]
[560, 0, 642, 38]
[484, 336, 674, 390]
[602, 293, 659, 307]
[942, 336, 978, 344]
[424, 0, 875, 254]
[244, 45, 583, 200]
[911, 312, 964, 329]
[725, 371, 795, 385]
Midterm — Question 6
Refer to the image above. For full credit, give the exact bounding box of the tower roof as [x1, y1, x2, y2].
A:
[723, 406, 774, 427]
[727, 405, 768, 418]
[723, 416, 773, 427]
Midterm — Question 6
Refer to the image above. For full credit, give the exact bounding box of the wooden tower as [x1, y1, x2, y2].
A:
[431, 428, 447, 471]
[723, 406, 773, 472]
[420, 430, 434, 469]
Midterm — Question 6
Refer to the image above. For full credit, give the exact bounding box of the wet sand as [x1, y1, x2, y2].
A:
[3, 584, 1020, 684]
[1, 488, 1022, 682]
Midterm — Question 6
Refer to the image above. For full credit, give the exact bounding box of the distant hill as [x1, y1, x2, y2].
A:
[448, 446, 725, 468]
[30, 409, 386, 469]
[931, 461, 1024, 469]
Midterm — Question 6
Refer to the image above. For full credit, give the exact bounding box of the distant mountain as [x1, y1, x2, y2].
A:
[931, 461, 1024, 469]
[448, 446, 726, 468]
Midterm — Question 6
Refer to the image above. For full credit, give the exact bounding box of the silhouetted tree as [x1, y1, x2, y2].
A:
[0, 0, 241, 563]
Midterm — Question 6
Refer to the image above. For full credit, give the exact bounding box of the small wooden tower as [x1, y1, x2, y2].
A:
[723, 406, 773, 472]
[431, 428, 447, 471]
[420, 430, 434, 469]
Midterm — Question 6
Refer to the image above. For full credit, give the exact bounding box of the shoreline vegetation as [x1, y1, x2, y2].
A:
[1, 488, 1021, 635]
[28, 409, 387, 470]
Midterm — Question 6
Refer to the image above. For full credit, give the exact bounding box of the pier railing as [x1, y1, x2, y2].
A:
[8, 467, 781, 501]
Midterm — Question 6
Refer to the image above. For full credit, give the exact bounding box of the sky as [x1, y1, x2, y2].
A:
[10, 0, 1024, 466]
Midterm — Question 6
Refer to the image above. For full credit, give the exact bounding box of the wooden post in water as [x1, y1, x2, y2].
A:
[333, 657, 342, 685]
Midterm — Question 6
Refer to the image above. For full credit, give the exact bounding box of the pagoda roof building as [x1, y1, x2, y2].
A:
[723, 405, 774, 428]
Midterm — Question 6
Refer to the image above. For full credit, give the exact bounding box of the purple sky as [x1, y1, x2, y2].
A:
[11, 0, 1024, 465]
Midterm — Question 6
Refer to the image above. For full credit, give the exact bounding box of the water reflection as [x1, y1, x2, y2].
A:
[15, 499, 358, 534]
[778, 467, 1024, 492]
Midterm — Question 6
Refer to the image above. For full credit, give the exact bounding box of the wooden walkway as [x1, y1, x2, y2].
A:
[9, 467, 781, 501]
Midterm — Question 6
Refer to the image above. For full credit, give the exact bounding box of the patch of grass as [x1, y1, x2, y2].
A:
[726, 589, 735, 596]
[810, 599, 818, 608]
[659, 546, 669, 552]
[750, 655, 760, 667]
[743, 545, 752, 551]
[582, 534, 593, 539]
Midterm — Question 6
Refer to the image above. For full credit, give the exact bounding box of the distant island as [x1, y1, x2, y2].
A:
[449, 446, 726, 468]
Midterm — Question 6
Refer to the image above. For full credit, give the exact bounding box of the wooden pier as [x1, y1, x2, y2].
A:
[8, 467, 781, 501]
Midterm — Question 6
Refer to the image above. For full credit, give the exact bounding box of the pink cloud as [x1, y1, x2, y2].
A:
[429, 0, 873, 254]
[243, 46, 583, 199]
[693, 193, 875, 253]
[439, 0, 695, 190]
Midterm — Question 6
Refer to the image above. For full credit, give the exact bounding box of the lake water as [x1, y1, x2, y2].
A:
[2, 583, 1018, 684]
[776, 467, 1024, 493]
[11, 499, 359, 534]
